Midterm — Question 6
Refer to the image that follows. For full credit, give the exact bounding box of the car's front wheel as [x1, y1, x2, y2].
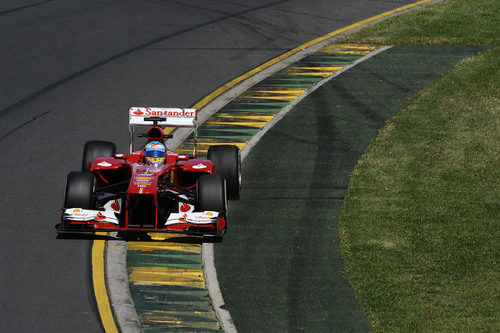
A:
[82, 140, 116, 171]
[196, 174, 226, 212]
[64, 171, 95, 209]
[207, 145, 241, 200]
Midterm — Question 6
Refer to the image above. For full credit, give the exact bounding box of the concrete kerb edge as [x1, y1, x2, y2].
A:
[201, 242, 236, 332]
[105, 233, 142, 332]
[105, 0, 443, 332]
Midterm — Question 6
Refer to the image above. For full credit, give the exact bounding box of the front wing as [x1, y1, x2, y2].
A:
[59, 208, 227, 236]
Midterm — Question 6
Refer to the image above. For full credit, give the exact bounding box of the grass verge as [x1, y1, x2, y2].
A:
[340, 47, 499, 331]
[339, 0, 499, 331]
[341, 0, 499, 46]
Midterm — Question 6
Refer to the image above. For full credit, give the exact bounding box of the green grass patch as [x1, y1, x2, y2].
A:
[341, 0, 499, 46]
[340, 43, 499, 331]
[339, 0, 500, 330]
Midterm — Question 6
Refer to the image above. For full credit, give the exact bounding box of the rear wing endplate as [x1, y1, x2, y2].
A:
[128, 107, 198, 156]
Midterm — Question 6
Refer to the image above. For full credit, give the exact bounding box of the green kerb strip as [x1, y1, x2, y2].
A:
[127, 240, 222, 331]
[127, 250, 202, 269]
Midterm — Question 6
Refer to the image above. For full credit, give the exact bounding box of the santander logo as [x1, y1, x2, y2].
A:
[132, 108, 195, 118]
[180, 203, 191, 212]
[111, 200, 120, 211]
[95, 212, 106, 221]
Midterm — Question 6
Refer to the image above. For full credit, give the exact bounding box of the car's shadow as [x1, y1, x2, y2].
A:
[54, 224, 116, 241]
[118, 232, 222, 244]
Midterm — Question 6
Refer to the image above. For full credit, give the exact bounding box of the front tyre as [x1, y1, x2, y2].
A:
[82, 140, 116, 171]
[207, 145, 241, 200]
[197, 174, 226, 212]
[64, 171, 95, 209]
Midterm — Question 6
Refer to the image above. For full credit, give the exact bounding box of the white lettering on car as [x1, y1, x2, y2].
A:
[97, 161, 112, 167]
[192, 163, 207, 169]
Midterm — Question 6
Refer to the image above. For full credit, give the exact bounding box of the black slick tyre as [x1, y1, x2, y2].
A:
[197, 174, 226, 212]
[207, 145, 241, 200]
[82, 140, 116, 171]
[64, 171, 95, 209]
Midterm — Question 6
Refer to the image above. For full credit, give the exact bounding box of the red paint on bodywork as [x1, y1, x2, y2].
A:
[61, 125, 226, 236]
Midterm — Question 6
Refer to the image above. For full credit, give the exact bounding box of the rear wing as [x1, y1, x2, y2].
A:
[128, 107, 198, 156]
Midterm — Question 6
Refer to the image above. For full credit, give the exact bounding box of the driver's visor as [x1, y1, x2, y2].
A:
[145, 150, 165, 158]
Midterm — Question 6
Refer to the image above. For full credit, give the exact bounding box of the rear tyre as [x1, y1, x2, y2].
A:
[82, 140, 116, 171]
[64, 171, 95, 209]
[207, 145, 241, 200]
[197, 174, 226, 212]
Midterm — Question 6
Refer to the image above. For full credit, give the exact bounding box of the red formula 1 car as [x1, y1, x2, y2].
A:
[58, 107, 240, 237]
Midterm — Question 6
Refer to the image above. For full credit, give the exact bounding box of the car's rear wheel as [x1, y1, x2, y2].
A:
[196, 174, 226, 212]
[207, 145, 241, 200]
[82, 140, 116, 171]
[64, 171, 95, 209]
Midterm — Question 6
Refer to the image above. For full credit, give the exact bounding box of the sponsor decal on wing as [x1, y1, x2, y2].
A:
[179, 202, 194, 213]
[111, 200, 120, 211]
[64, 209, 119, 224]
[131, 107, 195, 118]
[129, 107, 196, 127]
[103, 199, 121, 213]
[164, 212, 219, 226]
[68, 208, 90, 218]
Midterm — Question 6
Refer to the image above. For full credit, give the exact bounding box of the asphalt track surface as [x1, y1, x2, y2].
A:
[0, 1, 418, 331]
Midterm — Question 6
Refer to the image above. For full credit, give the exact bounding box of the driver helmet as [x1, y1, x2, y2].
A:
[144, 141, 166, 165]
